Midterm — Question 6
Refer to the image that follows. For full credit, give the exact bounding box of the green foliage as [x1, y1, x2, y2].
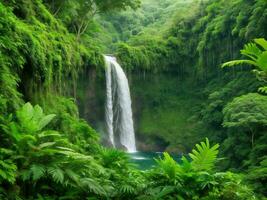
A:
[141, 139, 255, 200]
[190, 138, 219, 171]
[0, 148, 17, 184]
[223, 93, 267, 129]
[0, 102, 112, 198]
[222, 39, 267, 70]
[43, 0, 140, 39]
[101, 0, 197, 42]
[222, 38, 267, 93]
[0, 102, 258, 199]
[223, 93, 267, 150]
[16, 103, 56, 134]
[0, 0, 266, 199]
[247, 157, 267, 196]
[110, 2, 267, 197]
[115, 37, 169, 71]
[0, 0, 103, 112]
[155, 152, 178, 181]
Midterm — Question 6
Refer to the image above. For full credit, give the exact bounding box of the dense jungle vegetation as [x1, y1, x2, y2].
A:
[0, 0, 267, 199]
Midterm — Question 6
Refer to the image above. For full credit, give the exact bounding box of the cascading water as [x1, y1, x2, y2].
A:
[104, 55, 136, 152]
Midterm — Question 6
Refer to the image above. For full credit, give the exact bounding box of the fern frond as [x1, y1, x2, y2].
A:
[222, 60, 258, 68]
[0, 159, 17, 183]
[256, 51, 267, 71]
[155, 152, 178, 179]
[189, 138, 219, 171]
[254, 38, 267, 51]
[241, 43, 262, 60]
[119, 184, 136, 194]
[65, 169, 79, 183]
[20, 169, 31, 181]
[30, 164, 46, 181]
[258, 86, 267, 94]
[80, 178, 106, 196]
[47, 166, 64, 184]
[155, 186, 175, 199]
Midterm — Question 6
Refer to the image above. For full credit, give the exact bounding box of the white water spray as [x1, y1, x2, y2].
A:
[104, 55, 136, 152]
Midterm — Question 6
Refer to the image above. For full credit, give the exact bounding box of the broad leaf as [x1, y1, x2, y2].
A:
[38, 114, 56, 130]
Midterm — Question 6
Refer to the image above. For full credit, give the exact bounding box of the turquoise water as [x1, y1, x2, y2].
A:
[128, 152, 182, 170]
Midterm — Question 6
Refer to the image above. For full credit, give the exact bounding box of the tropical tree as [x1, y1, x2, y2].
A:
[223, 93, 267, 147]
[44, 0, 140, 39]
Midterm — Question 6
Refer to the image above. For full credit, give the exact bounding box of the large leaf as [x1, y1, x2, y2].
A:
[189, 138, 219, 171]
[16, 103, 56, 133]
[17, 103, 34, 123]
[32, 105, 44, 122]
[38, 114, 56, 130]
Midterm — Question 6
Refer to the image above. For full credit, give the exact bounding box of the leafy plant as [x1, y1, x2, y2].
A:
[223, 93, 267, 148]
[222, 38, 267, 93]
[189, 138, 219, 171]
[141, 139, 255, 200]
[16, 102, 56, 134]
[0, 148, 17, 184]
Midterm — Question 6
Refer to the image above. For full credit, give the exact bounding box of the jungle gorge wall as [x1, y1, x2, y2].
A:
[75, 0, 267, 156]
[1, 0, 267, 198]
[104, 0, 267, 165]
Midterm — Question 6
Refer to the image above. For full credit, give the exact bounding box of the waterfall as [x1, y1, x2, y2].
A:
[104, 55, 136, 152]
